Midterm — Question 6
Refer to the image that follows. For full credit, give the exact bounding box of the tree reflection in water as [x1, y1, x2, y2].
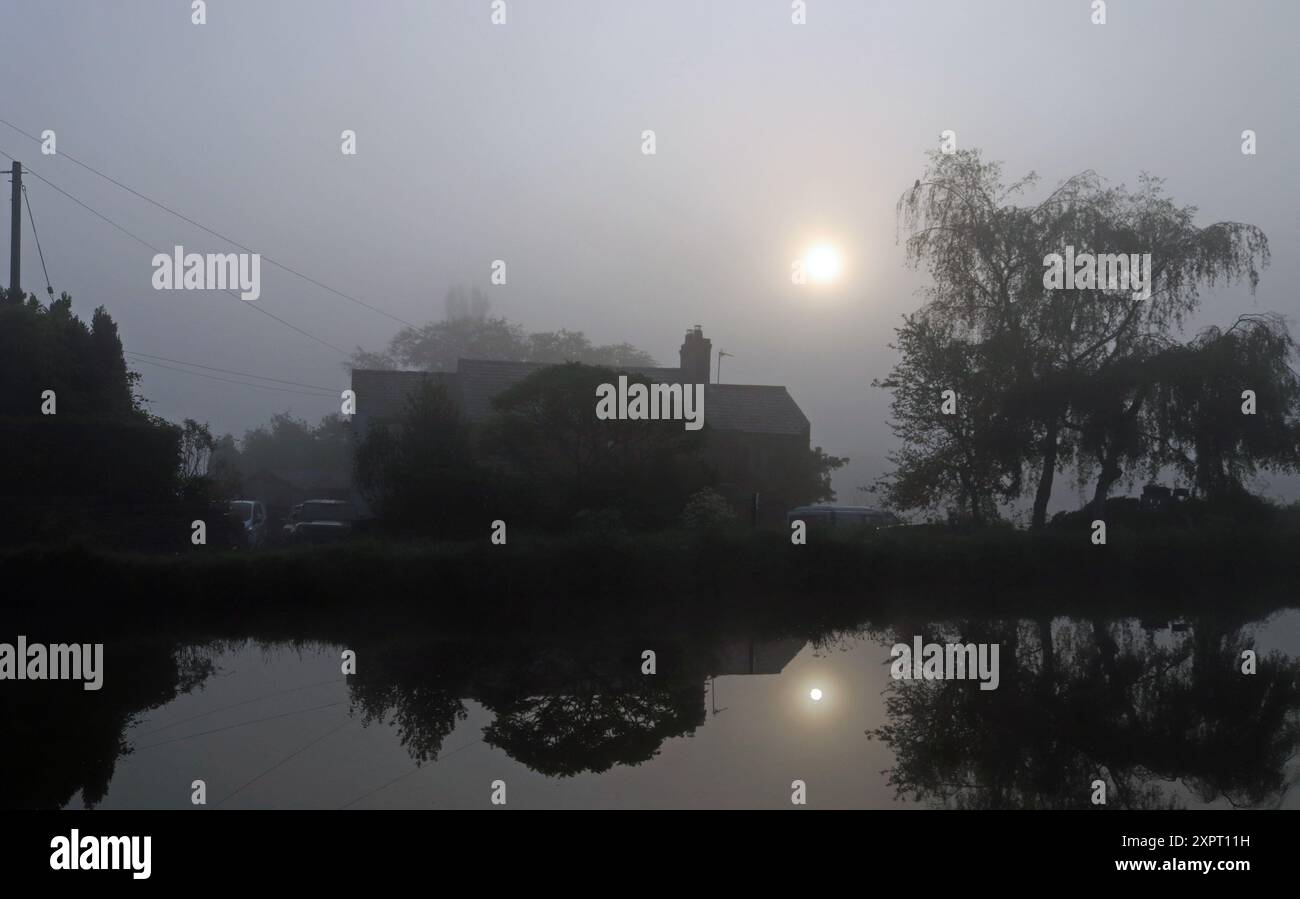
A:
[347, 640, 707, 776]
[867, 616, 1300, 809]
[6, 613, 1297, 809]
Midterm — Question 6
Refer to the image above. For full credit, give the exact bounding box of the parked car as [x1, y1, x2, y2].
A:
[228, 500, 269, 549]
[284, 499, 356, 545]
[786, 505, 901, 530]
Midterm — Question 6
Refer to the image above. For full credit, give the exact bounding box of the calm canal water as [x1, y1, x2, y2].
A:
[17, 610, 1300, 810]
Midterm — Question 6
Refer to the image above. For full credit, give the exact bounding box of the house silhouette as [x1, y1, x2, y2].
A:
[350, 327, 813, 523]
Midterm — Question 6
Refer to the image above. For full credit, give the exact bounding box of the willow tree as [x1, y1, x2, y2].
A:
[893, 148, 1271, 526]
[1148, 314, 1300, 499]
[873, 311, 1026, 526]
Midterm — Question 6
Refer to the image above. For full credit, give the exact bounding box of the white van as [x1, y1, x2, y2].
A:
[786, 505, 899, 529]
[228, 500, 268, 549]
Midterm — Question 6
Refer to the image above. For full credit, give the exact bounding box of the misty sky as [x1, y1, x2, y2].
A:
[6, 0, 1298, 506]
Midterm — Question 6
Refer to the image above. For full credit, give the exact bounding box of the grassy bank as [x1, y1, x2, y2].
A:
[3, 523, 1298, 636]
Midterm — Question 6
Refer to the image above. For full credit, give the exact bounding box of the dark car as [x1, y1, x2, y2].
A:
[284, 499, 356, 545]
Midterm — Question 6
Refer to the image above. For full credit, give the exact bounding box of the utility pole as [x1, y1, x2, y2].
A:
[7, 160, 19, 302]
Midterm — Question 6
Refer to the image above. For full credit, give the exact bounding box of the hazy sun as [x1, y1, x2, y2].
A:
[805, 245, 842, 283]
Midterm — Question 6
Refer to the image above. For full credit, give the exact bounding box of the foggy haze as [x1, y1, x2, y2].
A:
[6, 0, 1297, 506]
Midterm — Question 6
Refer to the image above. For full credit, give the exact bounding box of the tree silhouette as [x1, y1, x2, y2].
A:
[887, 149, 1274, 526]
[351, 286, 657, 371]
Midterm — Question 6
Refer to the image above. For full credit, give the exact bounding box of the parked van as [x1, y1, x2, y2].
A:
[228, 500, 269, 549]
[786, 505, 900, 530]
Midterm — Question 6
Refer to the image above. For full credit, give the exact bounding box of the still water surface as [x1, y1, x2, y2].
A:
[44, 609, 1298, 810]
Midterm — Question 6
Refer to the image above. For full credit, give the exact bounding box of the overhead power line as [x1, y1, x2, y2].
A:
[0, 117, 415, 327]
[214, 717, 355, 808]
[133, 677, 344, 739]
[130, 700, 348, 752]
[127, 356, 338, 398]
[125, 350, 339, 392]
[0, 146, 349, 356]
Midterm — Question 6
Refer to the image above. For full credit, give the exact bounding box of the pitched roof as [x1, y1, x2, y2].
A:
[703, 384, 809, 436]
[351, 369, 453, 424]
[625, 366, 688, 383]
[456, 359, 547, 421]
[455, 359, 695, 420]
[351, 361, 810, 436]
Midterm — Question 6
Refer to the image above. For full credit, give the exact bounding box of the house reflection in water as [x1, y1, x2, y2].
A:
[705, 636, 807, 717]
[710, 637, 806, 677]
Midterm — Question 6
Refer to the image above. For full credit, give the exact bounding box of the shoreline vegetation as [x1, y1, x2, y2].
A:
[5, 525, 1298, 636]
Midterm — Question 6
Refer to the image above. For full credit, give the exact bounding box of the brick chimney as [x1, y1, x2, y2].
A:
[679, 325, 711, 383]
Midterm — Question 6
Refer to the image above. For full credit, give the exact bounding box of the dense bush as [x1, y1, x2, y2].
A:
[0, 294, 188, 549]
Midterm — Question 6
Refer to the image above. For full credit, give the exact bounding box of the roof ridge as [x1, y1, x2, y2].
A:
[707, 383, 789, 390]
